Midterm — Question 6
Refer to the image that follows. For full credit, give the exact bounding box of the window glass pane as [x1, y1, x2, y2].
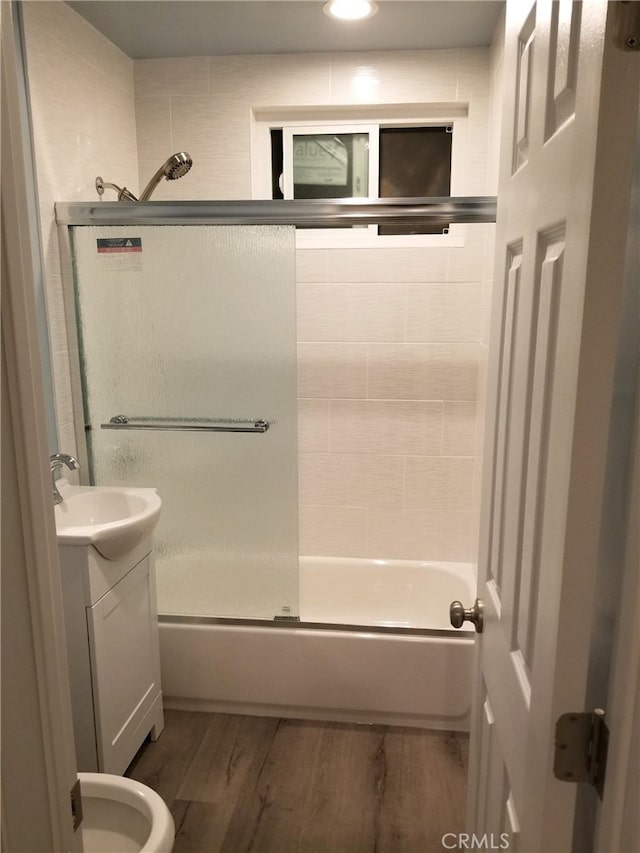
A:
[292, 133, 369, 199]
[379, 126, 452, 235]
[270, 128, 284, 200]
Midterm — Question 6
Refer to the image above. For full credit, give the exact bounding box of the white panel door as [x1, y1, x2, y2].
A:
[467, 2, 640, 850]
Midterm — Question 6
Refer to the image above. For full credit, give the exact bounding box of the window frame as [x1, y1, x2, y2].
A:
[283, 123, 379, 200]
[250, 106, 469, 249]
[283, 123, 379, 244]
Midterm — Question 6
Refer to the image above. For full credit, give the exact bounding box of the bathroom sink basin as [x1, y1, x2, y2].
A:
[55, 480, 162, 560]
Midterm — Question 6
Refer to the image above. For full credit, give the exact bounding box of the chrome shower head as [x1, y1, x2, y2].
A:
[138, 152, 193, 200]
[164, 152, 192, 180]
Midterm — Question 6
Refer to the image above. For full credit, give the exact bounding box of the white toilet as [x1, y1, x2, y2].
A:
[78, 773, 175, 853]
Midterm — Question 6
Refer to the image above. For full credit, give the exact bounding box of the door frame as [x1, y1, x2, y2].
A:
[594, 127, 640, 845]
[1, 2, 80, 849]
[595, 371, 640, 850]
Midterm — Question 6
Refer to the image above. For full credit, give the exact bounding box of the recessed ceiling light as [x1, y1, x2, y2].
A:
[323, 0, 379, 21]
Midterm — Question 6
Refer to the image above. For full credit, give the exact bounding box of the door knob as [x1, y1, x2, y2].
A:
[450, 598, 483, 633]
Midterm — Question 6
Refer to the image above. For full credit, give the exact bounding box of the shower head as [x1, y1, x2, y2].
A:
[95, 152, 193, 202]
[164, 152, 192, 180]
[138, 152, 193, 201]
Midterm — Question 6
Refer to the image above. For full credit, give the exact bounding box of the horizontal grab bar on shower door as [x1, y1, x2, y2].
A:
[100, 415, 270, 433]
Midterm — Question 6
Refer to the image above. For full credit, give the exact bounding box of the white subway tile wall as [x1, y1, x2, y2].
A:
[299, 505, 368, 558]
[133, 46, 494, 564]
[297, 343, 368, 399]
[23, 0, 139, 457]
[404, 457, 475, 511]
[299, 453, 405, 509]
[329, 399, 444, 458]
[329, 50, 460, 104]
[367, 507, 474, 562]
[298, 399, 331, 453]
[26, 0, 501, 566]
[297, 284, 407, 343]
[443, 401, 477, 457]
[406, 283, 482, 343]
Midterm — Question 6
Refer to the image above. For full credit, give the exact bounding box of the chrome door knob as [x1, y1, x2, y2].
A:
[450, 598, 484, 633]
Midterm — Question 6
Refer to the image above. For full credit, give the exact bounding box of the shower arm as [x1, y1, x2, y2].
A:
[138, 164, 170, 202]
[95, 177, 138, 202]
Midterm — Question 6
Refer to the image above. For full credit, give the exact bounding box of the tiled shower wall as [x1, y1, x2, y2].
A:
[23, 1, 139, 456]
[24, 0, 498, 567]
[134, 49, 492, 563]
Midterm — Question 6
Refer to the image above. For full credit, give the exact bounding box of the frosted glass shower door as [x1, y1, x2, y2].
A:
[71, 225, 298, 620]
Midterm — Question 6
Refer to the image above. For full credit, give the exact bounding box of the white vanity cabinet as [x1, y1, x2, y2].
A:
[59, 536, 164, 775]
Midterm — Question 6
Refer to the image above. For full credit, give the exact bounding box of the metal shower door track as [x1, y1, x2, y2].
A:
[55, 196, 497, 227]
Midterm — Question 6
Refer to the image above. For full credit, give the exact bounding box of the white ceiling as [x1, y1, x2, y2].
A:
[66, 1, 505, 59]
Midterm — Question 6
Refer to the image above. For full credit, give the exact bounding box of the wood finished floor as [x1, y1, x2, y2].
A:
[127, 710, 468, 853]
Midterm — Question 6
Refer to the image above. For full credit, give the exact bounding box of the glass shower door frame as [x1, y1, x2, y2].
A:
[66, 222, 299, 621]
[55, 197, 497, 624]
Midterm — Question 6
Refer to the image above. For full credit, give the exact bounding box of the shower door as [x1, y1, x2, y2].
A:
[70, 224, 299, 620]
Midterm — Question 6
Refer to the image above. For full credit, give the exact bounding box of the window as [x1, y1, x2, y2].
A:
[378, 126, 452, 235]
[288, 131, 371, 199]
[252, 107, 468, 248]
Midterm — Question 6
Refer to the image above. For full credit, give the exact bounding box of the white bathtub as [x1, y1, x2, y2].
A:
[159, 557, 476, 730]
[300, 556, 474, 629]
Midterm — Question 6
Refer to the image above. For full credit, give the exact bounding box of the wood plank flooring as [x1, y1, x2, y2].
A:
[126, 710, 468, 853]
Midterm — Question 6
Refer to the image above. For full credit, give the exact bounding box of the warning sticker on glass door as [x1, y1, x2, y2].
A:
[96, 237, 142, 271]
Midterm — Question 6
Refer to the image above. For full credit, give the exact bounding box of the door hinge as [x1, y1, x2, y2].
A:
[614, 1, 640, 51]
[553, 708, 609, 799]
[70, 777, 83, 831]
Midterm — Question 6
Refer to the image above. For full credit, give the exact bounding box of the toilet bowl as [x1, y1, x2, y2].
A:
[78, 773, 174, 853]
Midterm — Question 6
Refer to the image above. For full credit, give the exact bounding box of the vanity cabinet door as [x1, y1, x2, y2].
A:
[87, 554, 162, 774]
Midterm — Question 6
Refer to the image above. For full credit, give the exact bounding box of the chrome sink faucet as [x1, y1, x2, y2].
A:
[50, 453, 79, 505]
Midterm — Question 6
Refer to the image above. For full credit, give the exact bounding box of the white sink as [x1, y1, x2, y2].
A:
[55, 480, 162, 561]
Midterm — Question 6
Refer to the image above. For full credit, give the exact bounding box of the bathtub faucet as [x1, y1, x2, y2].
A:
[50, 452, 80, 505]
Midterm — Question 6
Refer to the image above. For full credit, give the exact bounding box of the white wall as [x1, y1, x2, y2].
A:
[23, 0, 138, 455]
[134, 48, 493, 565]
